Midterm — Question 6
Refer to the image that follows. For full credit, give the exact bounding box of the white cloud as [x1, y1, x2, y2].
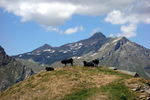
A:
[105, 10, 139, 24]
[109, 34, 116, 38]
[105, 10, 140, 38]
[0, 0, 135, 27]
[117, 24, 137, 38]
[105, 10, 127, 24]
[0, 0, 150, 36]
[45, 26, 84, 35]
[0, 2, 76, 26]
[105, 10, 138, 38]
[104, 0, 150, 38]
[64, 26, 83, 34]
[45, 26, 62, 33]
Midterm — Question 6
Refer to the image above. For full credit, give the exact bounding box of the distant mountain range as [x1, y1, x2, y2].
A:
[0, 46, 34, 91]
[14, 32, 108, 64]
[14, 32, 150, 78]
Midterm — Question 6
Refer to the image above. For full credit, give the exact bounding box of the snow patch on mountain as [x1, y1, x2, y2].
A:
[77, 57, 82, 59]
[69, 43, 83, 50]
[91, 53, 98, 56]
[43, 49, 55, 53]
[27, 53, 32, 55]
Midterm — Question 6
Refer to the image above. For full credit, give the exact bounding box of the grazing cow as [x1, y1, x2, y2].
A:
[83, 61, 95, 67]
[92, 59, 99, 66]
[61, 58, 73, 66]
[45, 67, 54, 71]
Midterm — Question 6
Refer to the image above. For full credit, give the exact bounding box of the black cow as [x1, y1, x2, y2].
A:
[83, 61, 95, 67]
[61, 58, 73, 66]
[45, 67, 54, 71]
[92, 59, 99, 66]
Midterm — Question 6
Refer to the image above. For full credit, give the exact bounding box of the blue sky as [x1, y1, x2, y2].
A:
[0, 0, 150, 56]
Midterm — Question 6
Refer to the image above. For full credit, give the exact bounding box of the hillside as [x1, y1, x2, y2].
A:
[0, 46, 34, 91]
[1, 66, 150, 100]
[16, 59, 45, 73]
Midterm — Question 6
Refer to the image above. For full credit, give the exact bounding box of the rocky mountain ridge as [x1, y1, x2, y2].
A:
[14, 32, 108, 64]
[14, 32, 150, 78]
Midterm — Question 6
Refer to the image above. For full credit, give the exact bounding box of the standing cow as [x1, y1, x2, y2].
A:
[45, 67, 54, 71]
[61, 58, 73, 66]
[92, 59, 99, 67]
[83, 61, 95, 67]
[83, 59, 99, 67]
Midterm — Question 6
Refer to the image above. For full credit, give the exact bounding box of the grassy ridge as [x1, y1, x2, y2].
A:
[0, 66, 137, 100]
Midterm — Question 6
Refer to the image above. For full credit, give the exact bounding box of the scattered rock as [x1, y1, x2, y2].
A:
[125, 78, 150, 99]
[139, 95, 146, 98]
[146, 89, 150, 94]
[140, 89, 145, 92]
[131, 88, 137, 91]
[146, 97, 150, 100]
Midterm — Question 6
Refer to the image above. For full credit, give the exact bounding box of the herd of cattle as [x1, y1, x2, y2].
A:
[45, 58, 99, 71]
[61, 58, 99, 67]
[45, 58, 140, 77]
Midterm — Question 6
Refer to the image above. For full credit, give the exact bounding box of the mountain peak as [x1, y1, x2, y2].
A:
[90, 32, 106, 40]
[42, 44, 52, 48]
[32, 44, 53, 52]
[117, 36, 129, 42]
[0, 46, 4, 52]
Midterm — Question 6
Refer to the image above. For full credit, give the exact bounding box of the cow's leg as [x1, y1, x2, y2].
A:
[71, 62, 73, 66]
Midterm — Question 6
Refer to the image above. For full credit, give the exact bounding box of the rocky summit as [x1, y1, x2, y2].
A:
[14, 32, 150, 78]
[0, 46, 34, 91]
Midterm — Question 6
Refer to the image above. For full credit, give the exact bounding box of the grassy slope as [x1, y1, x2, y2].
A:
[0, 66, 140, 100]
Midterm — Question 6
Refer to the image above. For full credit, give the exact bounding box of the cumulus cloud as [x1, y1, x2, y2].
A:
[63, 26, 83, 34]
[105, 0, 150, 38]
[0, 2, 76, 26]
[0, 0, 150, 36]
[105, 10, 138, 38]
[0, 0, 134, 27]
[117, 24, 137, 38]
[46, 26, 62, 33]
[46, 26, 84, 35]
[105, 10, 138, 24]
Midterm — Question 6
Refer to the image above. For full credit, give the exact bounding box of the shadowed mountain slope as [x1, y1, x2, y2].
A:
[0, 46, 34, 91]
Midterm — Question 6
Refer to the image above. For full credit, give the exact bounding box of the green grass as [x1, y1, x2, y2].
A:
[75, 67, 132, 79]
[100, 81, 136, 100]
[24, 82, 37, 88]
[62, 81, 136, 100]
[53, 70, 68, 76]
[62, 88, 99, 100]
[97, 68, 132, 78]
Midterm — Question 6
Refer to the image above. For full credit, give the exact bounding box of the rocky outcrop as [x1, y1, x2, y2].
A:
[0, 46, 34, 91]
[126, 78, 150, 100]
